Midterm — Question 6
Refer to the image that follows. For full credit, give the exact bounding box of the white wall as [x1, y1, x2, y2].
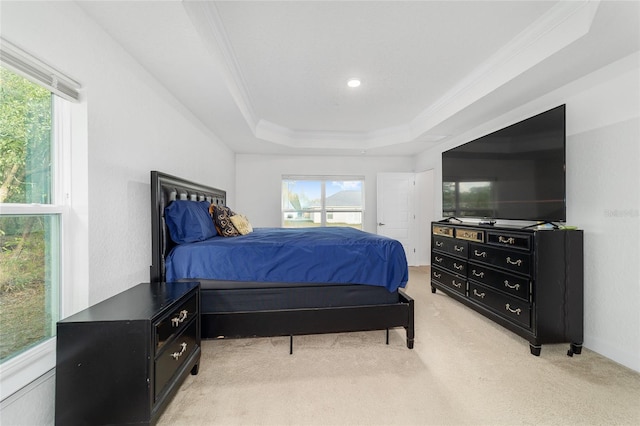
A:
[415, 170, 435, 265]
[415, 52, 640, 373]
[235, 154, 414, 234]
[0, 2, 235, 423]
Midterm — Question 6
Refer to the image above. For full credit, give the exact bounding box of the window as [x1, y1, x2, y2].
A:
[282, 176, 364, 229]
[0, 67, 62, 363]
[0, 39, 81, 400]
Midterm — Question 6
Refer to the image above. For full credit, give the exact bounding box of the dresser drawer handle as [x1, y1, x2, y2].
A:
[452, 279, 463, 288]
[506, 257, 523, 266]
[433, 272, 441, 279]
[472, 270, 484, 278]
[454, 263, 463, 270]
[435, 256, 443, 263]
[498, 236, 515, 245]
[474, 250, 487, 258]
[170, 342, 188, 360]
[504, 280, 520, 290]
[505, 304, 522, 315]
[435, 241, 443, 247]
[472, 289, 485, 299]
[454, 245, 464, 252]
[171, 310, 189, 327]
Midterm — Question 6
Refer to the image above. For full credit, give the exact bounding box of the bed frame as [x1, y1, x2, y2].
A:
[150, 171, 414, 350]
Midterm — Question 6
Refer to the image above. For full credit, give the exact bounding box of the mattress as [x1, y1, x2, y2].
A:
[166, 227, 408, 292]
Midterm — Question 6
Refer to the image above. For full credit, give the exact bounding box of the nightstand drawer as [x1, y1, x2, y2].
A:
[155, 293, 198, 352]
[155, 318, 198, 399]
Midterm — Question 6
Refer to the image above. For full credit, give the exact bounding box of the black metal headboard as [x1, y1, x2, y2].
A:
[150, 171, 226, 282]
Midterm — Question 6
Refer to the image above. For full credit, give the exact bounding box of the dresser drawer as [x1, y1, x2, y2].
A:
[433, 236, 468, 258]
[468, 263, 529, 301]
[155, 293, 198, 352]
[431, 267, 466, 295]
[455, 228, 484, 243]
[432, 225, 455, 237]
[155, 318, 198, 399]
[468, 282, 531, 328]
[432, 252, 467, 276]
[487, 231, 531, 251]
[469, 243, 531, 276]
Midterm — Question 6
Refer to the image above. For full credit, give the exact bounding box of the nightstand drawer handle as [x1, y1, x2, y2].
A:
[504, 280, 520, 290]
[170, 342, 188, 360]
[171, 310, 189, 327]
[435, 256, 443, 263]
[433, 271, 441, 279]
[474, 250, 487, 258]
[435, 241, 443, 247]
[472, 270, 484, 278]
[454, 245, 464, 252]
[473, 289, 485, 299]
[499, 236, 515, 244]
[505, 304, 522, 315]
[506, 257, 523, 266]
[452, 279, 463, 288]
[454, 263, 463, 270]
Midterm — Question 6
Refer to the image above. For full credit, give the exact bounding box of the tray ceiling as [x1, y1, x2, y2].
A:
[78, 0, 640, 155]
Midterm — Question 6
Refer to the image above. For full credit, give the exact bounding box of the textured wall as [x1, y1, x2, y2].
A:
[0, 1, 235, 423]
[415, 52, 640, 372]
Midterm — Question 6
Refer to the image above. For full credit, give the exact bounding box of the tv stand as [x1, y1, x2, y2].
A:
[431, 222, 583, 356]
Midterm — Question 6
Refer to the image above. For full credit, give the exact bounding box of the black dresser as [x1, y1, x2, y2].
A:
[55, 282, 200, 425]
[431, 222, 583, 356]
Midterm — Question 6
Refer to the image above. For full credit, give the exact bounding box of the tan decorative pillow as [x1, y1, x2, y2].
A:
[230, 214, 253, 235]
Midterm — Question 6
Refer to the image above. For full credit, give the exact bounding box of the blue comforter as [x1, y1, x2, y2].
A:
[166, 227, 408, 292]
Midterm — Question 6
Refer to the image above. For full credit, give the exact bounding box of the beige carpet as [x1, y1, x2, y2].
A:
[158, 266, 640, 425]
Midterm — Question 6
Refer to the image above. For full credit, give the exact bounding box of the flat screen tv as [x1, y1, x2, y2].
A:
[442, 104, 566, 223]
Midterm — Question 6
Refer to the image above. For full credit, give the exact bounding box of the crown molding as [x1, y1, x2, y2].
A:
[409, 0, 600, 137]
[185, 0, 600, 150]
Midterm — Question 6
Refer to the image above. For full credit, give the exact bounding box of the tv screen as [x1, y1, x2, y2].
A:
[442, 105, 566, 223]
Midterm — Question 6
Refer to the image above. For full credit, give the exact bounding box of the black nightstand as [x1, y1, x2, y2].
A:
[55, 282, 200, 425]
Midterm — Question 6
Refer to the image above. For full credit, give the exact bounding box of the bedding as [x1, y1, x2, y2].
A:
[165, 226, 408, 292]
[164, 200, 217, 243]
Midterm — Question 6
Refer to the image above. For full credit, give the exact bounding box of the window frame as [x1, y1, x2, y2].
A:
[0, 78, 73, 401]
[281, 175, 365, 228]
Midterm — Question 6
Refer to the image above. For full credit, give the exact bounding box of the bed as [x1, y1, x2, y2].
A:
[150, 171, 414, 350]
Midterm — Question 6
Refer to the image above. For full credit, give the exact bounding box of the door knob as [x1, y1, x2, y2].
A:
[378, 222, 385, 226]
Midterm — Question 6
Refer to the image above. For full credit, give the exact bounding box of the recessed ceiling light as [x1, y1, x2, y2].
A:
[347, 78, 361, 88]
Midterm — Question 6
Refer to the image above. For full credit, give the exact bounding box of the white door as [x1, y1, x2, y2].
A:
[377, 173, 415, 265]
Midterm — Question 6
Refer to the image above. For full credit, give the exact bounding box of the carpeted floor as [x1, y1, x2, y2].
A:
[158, 266, 640, 425]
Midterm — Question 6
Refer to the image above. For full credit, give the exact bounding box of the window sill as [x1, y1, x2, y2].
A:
[0, 338, 56, 401]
